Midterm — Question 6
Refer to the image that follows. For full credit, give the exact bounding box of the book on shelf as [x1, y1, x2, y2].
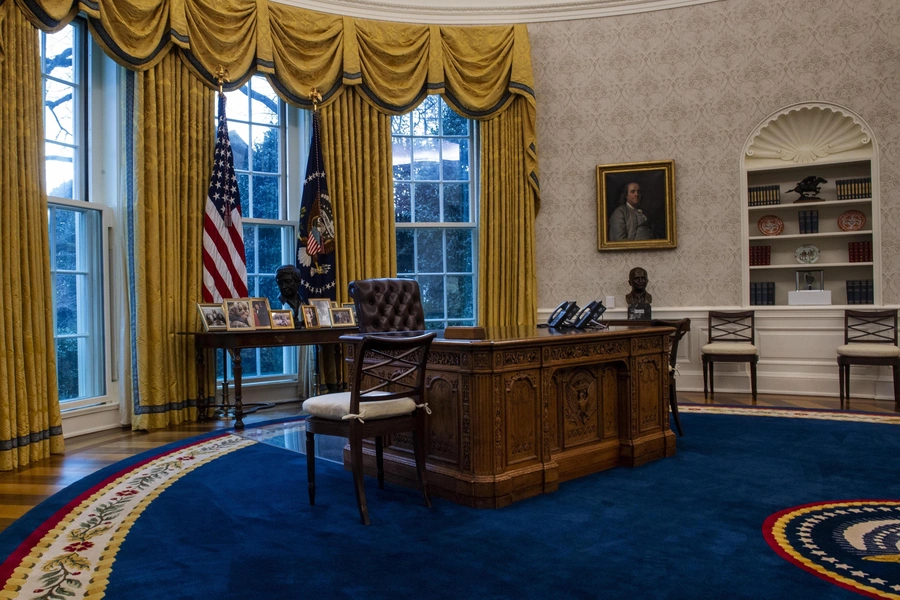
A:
[750, 282, 775, 305]
[748, 184, 781, 206]
[845, 279, 875, 305]
[836, 177, 872, 200]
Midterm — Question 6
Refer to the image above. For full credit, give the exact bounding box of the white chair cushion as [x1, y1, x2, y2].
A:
[837, 343, 900, 358]
[302, 391, 417, 421]
[701, 342, 758, 355]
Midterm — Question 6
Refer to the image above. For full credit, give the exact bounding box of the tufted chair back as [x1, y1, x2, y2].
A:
[348, 278, 426, 332]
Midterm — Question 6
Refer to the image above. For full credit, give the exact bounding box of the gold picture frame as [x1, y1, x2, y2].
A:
[270, 309, 295, 329]
[301, 304, 320, 329]
[249, 297, 272, 329]
[197, 303, 227, 331]
[329, 307, 356, 328]
[224, 299, 255, 331]
[597, 160, 677, 251]
[308, 298, 333, 327]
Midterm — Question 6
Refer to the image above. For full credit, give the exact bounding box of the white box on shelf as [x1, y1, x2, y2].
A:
[788, 290, 832, 306]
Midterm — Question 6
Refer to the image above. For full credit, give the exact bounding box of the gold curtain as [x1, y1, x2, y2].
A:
[319, 87, 396, 302]
[131, 50, 213, 430]
[479, 97, 539, 327]
[0, 2, 65, 468]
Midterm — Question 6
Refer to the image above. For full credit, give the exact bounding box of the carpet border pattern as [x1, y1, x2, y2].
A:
[680, 404, 900, 424]
[0, 433, 254, 600]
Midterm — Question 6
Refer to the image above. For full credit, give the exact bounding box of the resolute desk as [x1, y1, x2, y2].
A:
[346, 323, 676, 508]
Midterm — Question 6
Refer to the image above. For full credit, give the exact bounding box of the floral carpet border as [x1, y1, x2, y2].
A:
[679, 404, 900, 425]
[0, 434, 254, 600]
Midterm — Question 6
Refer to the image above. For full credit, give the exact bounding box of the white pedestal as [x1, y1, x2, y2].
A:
[788, 290, 832, 306]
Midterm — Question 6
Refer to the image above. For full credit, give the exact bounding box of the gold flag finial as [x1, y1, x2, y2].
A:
[310, 88, 322, 112]
[215, 65, 229, 94]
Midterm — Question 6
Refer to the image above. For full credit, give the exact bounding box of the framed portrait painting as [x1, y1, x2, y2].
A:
[596, 160, 677, 251]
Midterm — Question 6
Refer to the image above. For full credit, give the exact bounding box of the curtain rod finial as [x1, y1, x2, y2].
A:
[215, 65, 229, 95]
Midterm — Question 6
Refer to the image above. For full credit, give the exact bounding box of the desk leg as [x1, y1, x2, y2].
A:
[196, 346, 206, 422]
[231, 349, 244, 430]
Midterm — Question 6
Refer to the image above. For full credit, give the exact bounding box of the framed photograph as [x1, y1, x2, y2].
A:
[329, 307, 356, 328]
[796, 269, 825, 291]
[596, 160, 677, 251]
[270, 309, 295, 329]
[309, 298, 333, 327]
[250, 297, 272, 329]
[301, 305, 320, 329]
[197, 303, 227, 331]
[342, 302, 357, 323]
[224, 299, 255, 330]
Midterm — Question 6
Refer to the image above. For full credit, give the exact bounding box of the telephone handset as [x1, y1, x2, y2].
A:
[574, 300, 607, 329]
[547, 301, 579, 328]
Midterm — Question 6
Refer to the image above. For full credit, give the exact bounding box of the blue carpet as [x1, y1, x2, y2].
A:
[3, 411, 898, 599]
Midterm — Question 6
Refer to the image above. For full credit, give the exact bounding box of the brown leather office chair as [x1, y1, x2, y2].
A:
[348, 278, 426, 332]
[701, 310, 758, 402]
[837, 309, 900, 410]
[651, 318, 691, 436]
[303, 331, 436, 525]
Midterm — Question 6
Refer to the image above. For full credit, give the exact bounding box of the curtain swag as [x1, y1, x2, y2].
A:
[15, 0, 540, 198]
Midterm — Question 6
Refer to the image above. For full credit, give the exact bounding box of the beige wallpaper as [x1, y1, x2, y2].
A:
[529, 0, 900, 309]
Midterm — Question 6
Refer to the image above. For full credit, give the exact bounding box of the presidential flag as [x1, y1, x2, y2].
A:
[202, 92, 248, 302]
[296, 112, 336, 301]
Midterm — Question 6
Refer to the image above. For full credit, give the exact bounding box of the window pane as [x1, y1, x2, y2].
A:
[55, 274, 78, 335]
[56, 337, 80, 400]
[257, 226, 283, 273]
[43, 28, 75, 81]
[412, 96, 440, 135]
[258, 275, 282, 308]
[442, 139, 469, 181]
[446, 275, 474, 319]
[251, 126, 279, 174]
[414, 183, 440, 223]
[44, 80, 75, 144]
[252, 175, 279, 219]
[416, 229, 443, 273]
[54, 210, 77, 270]
[244, 225, 257, 272]
[392, 113, 411, 136]
[393, 137, 411, 181]
[418, 275, 445, 320]
[394, 183, 411, 223]
[446, 229, 473, 273]
[443, 183, 469, 223]
[228, 121, 250, 170]
[237, 173, 250, 216]
[441, 104, 468, 136]
[45, 142, 74, 199]
[413, 138, 440, 181]
[250, 78, 279, 125]
[396, 229, 414, 274]
[223, 90, 250, 122]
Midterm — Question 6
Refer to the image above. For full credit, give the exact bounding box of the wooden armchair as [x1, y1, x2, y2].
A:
[837, 309, 900, 410]
[651, 318, 691, 436]
[701, 310, 758, 402]
[303, 331, 436, 525]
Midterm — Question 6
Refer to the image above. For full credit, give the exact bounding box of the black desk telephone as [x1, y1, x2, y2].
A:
[547, 301, 579, 328]
[574, 300, 606, 329]
[547, 300, 607, 329]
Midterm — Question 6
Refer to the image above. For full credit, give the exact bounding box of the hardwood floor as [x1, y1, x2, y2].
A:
[0, 392, 896, 534]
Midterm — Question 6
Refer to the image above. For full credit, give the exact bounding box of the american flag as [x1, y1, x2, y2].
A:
[296, 111, 336, 301]
[202, 93, 248, 302]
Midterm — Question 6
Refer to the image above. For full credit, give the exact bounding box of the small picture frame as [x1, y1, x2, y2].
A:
[270, 309, 295, 329]
[250, 297, 272, 329]
[224, 299, 255, 330]
[308, 298, 333, 327]
[301, 304, 320, 329]
[342, 302, 357, 322]
[796, 269, 825, 291]
[329, 307, 356, 328]
[197, 303, 227, 331]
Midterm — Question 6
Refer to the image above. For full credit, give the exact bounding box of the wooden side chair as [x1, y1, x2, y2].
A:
[303, 331, 437, 525]
[651, 318, 691, 437]
[701, 310, 758, 402]
[837, 309, 900, 410]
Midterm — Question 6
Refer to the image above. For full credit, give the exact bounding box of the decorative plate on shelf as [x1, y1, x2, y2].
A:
[757, 215, 784, 236]
[795, 244, 820, 264]
[837, 210, 866, 232]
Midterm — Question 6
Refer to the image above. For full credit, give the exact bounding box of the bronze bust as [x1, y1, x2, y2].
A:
[626, 267, 652, 306]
